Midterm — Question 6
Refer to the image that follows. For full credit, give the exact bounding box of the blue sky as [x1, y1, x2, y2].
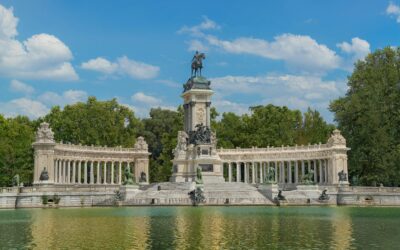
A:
[0, 0, 399, 122]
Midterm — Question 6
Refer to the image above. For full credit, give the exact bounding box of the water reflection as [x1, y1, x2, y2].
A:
[1, 207, 400, 249]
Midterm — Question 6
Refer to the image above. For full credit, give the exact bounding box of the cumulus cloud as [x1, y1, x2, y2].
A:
[0, 98, 49, 118]
[131, 92, 161, 106]
[178, 16, 220, 36]
[387, 2, 400, 23]
[206, 34, 340, 73]
[81, 56, 159, 79]
[9, 79, 34, 95]
[337, 37, 370, 66]
[39, 90, 88, 106]
[0, 4, 78, 81]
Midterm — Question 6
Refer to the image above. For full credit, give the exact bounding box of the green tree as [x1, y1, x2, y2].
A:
[0, 115, 36, 186]
[44, 97, 143, 147]
[142, 107, 183, 182]
[330, 47, 400, 186]
[297, 108, 334, 145]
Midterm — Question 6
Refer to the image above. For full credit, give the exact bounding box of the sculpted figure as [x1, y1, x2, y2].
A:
[196, 167, 203, 184]
[140, 171, 147, 182]
[338, 170, 348, 182]
[191, 51, 206, 77]
[264, 166, 276, 184]
[12, 174, 20, 187]
[39, 167, 49, 181]
[123, 167, 135, 185]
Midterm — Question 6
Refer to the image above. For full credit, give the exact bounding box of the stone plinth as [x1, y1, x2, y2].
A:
[119, 185, 139, 200]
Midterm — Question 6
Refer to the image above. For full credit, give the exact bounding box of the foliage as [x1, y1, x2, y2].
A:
[142, 107, 183, 182]
[42, 195, 48, 205]
[330, 47, 400, 186]
[0, 115, 36, 187]
[43, 97, 142, 147]
[215, 105, 333, 149]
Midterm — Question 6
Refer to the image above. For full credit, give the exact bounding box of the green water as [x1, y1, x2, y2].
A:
[0, 207, 399, 249]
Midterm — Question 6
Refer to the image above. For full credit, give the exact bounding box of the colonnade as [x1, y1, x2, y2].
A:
[53, 159, 134, 185]
[222, 159, 329, 185]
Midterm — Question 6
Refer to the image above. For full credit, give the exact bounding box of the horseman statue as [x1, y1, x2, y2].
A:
[191, 51, 206, 77]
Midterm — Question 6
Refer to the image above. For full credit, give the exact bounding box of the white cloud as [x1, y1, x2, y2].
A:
[39, 90, 87, 106]
[81, 56, 159, 79]
[0, 5, 78, 81]
[206, 33, 340, 73]
[387, 2, 400, 23]
[178, 16, 220, 36]
[9, 79, 34, 95]
[81, 57, 118, 74]
[131, 92, 161, 106]
[0, 98, 48, 118]
[211, 74, 340, 95]
[337, 37, 370, 62]
[187, 40, 209, 52]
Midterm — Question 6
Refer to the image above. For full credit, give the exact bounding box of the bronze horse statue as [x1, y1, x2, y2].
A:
[191, 52, 206, 77]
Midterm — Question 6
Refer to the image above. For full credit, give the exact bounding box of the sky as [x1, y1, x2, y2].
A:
[0, 0, 399, 122]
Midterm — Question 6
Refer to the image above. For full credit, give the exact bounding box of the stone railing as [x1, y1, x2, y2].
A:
[344, 186, 400, 193]
[217, 143, 330, 153]
[55, 143, 147, 153]
[0, 187, 19, 193]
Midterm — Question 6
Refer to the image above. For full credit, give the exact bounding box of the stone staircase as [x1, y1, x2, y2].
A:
[203, 182, 275, 205]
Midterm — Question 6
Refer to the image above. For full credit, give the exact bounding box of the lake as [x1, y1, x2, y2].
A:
[1, 206, 399, 249]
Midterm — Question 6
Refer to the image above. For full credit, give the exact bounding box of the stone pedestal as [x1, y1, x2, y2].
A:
[119, 185, 139, 200]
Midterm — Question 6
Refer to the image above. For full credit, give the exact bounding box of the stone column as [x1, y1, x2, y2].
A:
[103, 161, 107, 184]
[111, 161, 115, 184]
[54, 160, 58, 183]
[96, 161, 100, 184]
[252, 162, 256, 184]
[274, 161, 278, 183]
[66, 160, 70, 184]
[84, 161, 88, 184]
[90, 162, 94, 184]
[318, 159, 323, 184]
[119, 162, 122, 184]
[325, 159, 328, 184]
[259, 162, 263, 184]
[313, 160, 317, 183]
[236, 162, 240, 182]
[77, 161, 81, 184]
[228, 162, 232, 182]
[243, 163, 247, 183]
[72, 160, 76, 184]
[281, 161, 286, 183]
[294, 161, 299, 184]
[301, 160, 305, 180]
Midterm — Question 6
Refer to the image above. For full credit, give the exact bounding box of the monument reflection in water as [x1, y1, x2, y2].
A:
[1, 207, 400, 249]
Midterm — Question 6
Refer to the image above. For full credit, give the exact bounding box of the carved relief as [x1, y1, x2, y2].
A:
[196, 107, 205, 124]
[35, 122, 55, 143]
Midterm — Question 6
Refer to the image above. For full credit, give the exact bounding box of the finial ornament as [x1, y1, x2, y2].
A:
[327, 129, 346, 147]
[191, 51, 206, 77]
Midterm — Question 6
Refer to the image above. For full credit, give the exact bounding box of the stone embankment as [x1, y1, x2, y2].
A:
[1, 184, 400, 208]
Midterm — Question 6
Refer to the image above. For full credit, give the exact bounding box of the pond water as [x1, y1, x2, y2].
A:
[0, 206, 399, 249]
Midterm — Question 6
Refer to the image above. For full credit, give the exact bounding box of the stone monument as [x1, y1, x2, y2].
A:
[171, 52, 224, 183]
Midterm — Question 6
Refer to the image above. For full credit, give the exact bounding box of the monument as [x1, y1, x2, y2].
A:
[171, 51, 224, 183]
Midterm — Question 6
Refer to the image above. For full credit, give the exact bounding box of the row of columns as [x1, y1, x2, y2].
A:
[53, 159, 134, 185]
[223, 159, 329, 185]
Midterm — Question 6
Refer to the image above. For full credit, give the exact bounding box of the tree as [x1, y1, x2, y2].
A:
[43, 97, 143, 147]
[330, 47, 400, 186]
[142, 107, 183, 182]
[0, 115, 35, 186]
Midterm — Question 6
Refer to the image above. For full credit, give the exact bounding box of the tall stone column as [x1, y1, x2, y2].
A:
[103, 161, 107, 184]
[259, 162, 263, 184]
[72, 160, 76, 184]
[313, 160, 317, 183]
[77, 161, 81, 184]
[236, 162, 240, 182]
[301, 160, 305, 179]
[96, 162, 100, 184]
[295, 161, 299, 184]
[228, 162, 232, 182]
[252, 162, 255, 184]
[281, 161, 285, 184]
[66, 160, 70, 184]
[90, 162, 94, 184]
[274, 161, 278, 183]
[54, 160, 58, 183]
[84, 161, 88, 184]
[111, 161, 115, 184]
[119, 162, 122, 184]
